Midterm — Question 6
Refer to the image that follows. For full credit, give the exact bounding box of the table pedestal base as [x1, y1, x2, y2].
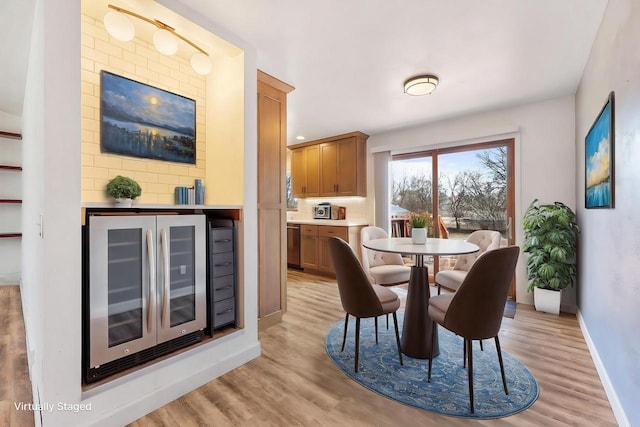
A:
[401, 265, 439, 359]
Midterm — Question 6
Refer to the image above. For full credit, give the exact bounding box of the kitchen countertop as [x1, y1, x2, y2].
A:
[287, 219, 369, 227]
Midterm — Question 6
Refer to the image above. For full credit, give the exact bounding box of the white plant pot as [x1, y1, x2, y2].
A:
[411, 227, 427, 245]
[114, 198, 132, 208]
[534, 287, 561, 315]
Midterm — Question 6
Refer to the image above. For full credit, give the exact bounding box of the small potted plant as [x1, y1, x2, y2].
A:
[522, 199, 579, 314]
[409, 212, 432, 244]
[106, 175, 142, 207]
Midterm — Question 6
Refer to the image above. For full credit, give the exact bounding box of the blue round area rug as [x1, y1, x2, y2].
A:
[325, 312, 539, 419]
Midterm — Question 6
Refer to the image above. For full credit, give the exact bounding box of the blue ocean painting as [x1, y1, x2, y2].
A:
[100, 71, 196, 164]
[585, 101, 612, 208]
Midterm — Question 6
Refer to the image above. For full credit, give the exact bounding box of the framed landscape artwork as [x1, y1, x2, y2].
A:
[100, 71, 196, 164]
[585, 91, 615, 209]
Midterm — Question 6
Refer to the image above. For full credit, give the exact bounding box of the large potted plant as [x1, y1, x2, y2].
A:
[106, 175, 142, 207]
[522, 199, 579, 314]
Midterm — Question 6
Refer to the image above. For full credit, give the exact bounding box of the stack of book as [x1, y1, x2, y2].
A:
[175, 179, 204, 205]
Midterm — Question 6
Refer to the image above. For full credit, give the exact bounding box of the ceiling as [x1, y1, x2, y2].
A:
[1, 1, 607, 145]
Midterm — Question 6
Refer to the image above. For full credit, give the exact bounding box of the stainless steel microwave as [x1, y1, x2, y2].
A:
[313, 204, 331, 219]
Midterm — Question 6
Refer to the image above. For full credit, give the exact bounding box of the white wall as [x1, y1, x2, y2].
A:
[20, 0, 261, 425]
[367, 95, 576, 307]
[575, 0, 639, 425]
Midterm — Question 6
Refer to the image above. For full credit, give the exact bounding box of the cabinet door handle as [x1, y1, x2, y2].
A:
[215, 262, 232, 267]
[160, 228, 169, 329]
[146, 229, 155, 335]
[214, 239, 231, 243]
[336, 184, 339, 192]
[215, 285, 233, 291]
[216, 309, 233, 315]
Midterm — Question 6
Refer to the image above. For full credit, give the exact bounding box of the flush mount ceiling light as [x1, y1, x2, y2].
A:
[404, 75, 439, 96]
[104, 4, 212, 75]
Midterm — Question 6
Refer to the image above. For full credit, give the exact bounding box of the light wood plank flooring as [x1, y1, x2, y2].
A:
[1, 272, 618, 426]
[131, 270, 617, 426]
[0, 286, 34, 427]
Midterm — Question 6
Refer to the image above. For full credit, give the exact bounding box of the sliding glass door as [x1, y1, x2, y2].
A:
[391, 139, 515, 297]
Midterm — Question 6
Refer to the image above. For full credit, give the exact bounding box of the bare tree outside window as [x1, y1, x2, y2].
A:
[393, 145, 508, 235]
[439, 171, 469, 230]
[286, 174, 298, 210]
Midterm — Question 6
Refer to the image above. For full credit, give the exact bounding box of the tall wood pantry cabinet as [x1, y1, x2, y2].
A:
[257, 71, 294, 330]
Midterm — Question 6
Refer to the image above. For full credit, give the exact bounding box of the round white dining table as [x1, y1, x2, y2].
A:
[363, 237, 479, 359]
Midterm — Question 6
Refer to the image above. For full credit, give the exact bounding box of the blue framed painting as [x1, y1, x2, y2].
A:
[100, 71, 196, 164]
[585, 91, 615, 209]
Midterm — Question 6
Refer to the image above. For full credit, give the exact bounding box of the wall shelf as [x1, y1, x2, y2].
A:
[0, 132, 22, 243]
[0, 233, 22, 238]
[0, 131, 22, 140]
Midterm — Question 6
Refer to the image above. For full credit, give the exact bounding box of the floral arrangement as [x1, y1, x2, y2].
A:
[409, 211, 432, 229]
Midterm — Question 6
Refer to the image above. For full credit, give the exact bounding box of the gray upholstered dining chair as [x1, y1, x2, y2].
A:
[361, 226, 411, 286]
[435, 230, 502, 294]
[427, 246, 520, 413]
[329, 236, 404, 373]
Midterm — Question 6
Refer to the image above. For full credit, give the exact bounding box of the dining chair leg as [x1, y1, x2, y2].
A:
[375, 316, 379, 345]
[392, 312, 403, 366]
[427, 321, 436, 382]
[437, 284, 441, 295]
[386, 313, 389, 330]
[355, 317, 361, 373]
[467, 338, 475, 413]
[341, 313, 349, 352]
[495, 335, 509, 395]
[463, 339, 467, 368]
[479, 340, 484, 351]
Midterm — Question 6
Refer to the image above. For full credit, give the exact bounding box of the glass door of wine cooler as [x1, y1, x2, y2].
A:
[89, 215, 157, 368]
[156, 215, 206, 343]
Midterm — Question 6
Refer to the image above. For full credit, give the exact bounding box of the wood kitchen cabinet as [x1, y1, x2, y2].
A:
[297, 223, 366, 275]
[257, 71, 294, 331]
[300, 225, 319, 269]
[291, 145, 319, 197]
[289, 131, 368, 198]
[317, 226, 349, 273]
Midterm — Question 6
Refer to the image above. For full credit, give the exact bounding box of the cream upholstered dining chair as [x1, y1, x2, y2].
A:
[435, 230, 502, 295]
[329, 237, 404, 373]
[361, 226, 411, 286]
[428, 246, 520, 413]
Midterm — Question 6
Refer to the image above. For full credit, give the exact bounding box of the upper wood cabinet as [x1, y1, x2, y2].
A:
[291, 145, 319, 197]
[290, 131, 368, 198]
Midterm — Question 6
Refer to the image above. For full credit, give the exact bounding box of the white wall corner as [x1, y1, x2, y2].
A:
[577, 309, 631, 427]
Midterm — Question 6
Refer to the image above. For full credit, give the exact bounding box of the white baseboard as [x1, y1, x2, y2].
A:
[577, 308, 630, 427]
[0, 273, 20, 285]
[88, 342, 261, 427]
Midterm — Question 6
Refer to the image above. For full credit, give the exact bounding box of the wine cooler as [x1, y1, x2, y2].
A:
[84, 214, 206, 383]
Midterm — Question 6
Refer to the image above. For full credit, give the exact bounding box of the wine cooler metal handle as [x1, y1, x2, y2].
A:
[146, 229, 155, 334]
[160, 228, 170, 329]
